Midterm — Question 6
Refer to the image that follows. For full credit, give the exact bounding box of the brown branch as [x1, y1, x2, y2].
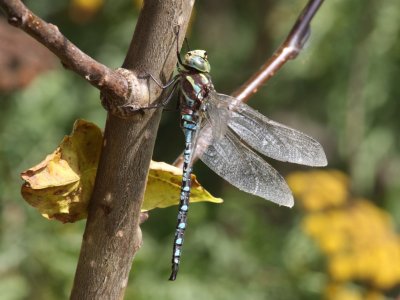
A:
[233, 0, 324, 102]
[2, 0, 193, 298]
[69, 1, 193, 299]
[0, 0, 134, 108]
[173, 0, 324, 168]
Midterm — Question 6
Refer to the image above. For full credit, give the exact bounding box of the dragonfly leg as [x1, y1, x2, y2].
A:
[141, 77, 180, 110]
[172, 24, 185, 67]
[158, 81, 180, 108]
[138, 73, 179, 90]
[127, 24, 183, 111]
[118, 75, 180, 112]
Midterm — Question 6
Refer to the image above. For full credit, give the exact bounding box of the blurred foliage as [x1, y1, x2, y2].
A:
[69, 0, 104, 23]
[0, 0, 399, 299]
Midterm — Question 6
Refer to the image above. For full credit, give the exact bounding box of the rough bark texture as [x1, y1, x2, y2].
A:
[70, 1, 193, 299]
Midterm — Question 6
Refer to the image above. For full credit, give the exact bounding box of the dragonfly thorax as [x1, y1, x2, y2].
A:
[182, 50, 211, 73]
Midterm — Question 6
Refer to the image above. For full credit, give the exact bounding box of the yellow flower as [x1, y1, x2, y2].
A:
[325, 283, 363, 300]
[364, 291, 386, 300]
[328, 254, 355, 281]
[287, 170, 349, 211]
[302, 213, 327, 237]
[294, 170, 400, 290]
[370, 243, 400, 289]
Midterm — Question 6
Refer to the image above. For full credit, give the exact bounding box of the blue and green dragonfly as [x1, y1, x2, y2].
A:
[140, 45, 327, 280]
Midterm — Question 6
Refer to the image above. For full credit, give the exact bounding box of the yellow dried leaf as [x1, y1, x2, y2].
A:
[21, 151, 79, 189]
[21, 120, 102, 223]
[21, 120, 222, 223]
[143, 161, 223, 211]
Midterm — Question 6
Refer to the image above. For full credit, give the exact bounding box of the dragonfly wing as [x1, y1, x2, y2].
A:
[204, 92, 231, 141]
[213, 93, 327, 167]
[199, 128, 294, 207]
[191, 91, 232, 160]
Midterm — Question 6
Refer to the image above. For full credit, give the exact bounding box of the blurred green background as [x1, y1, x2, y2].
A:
[1, 0, 400, 299]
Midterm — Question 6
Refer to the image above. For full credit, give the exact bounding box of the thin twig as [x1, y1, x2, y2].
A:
[0, 0, 131, 105]
[173, 0, 324, 168]
[233, 0, 324, 102]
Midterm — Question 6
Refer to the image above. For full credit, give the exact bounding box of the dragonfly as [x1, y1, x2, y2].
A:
[140, 39, 327, 280]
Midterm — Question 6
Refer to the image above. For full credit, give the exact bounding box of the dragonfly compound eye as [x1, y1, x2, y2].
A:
[184, 51, 211, 73]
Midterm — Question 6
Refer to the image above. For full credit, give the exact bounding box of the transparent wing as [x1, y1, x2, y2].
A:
[187, 115, 206, 168]
[198, 127, 294, 207]
[207, 92, 327, 167]
[203, 93, 231, 141]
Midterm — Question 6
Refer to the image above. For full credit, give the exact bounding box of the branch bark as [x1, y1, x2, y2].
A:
[70, 2, 193, 299]
[1, 0, 193, 298]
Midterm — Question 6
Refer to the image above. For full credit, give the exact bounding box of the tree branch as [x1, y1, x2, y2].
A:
[0, 0, 135, 108]
[69, 1, 193, 299]
[232, 0, 324, 102]
[2, 0, 194, 298]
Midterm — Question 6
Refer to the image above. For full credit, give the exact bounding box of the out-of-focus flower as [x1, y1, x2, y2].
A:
[325, 283, 363, 300]
[287, 170, 400, 296]
[287, 170, 349, 212]
[302, 199, 400, 289]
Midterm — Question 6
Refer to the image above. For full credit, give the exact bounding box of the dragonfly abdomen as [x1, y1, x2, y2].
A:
[169, 120, 197, 281]
[169, 70, 212, 280]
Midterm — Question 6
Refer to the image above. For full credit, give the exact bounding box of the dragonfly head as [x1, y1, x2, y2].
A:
[182, 50, 211, 73]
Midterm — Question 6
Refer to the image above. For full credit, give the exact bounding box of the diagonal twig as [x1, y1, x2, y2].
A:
[173, 0, 324, 168]
[0, 0, 135, 107]
[233, 0, 324, 102]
